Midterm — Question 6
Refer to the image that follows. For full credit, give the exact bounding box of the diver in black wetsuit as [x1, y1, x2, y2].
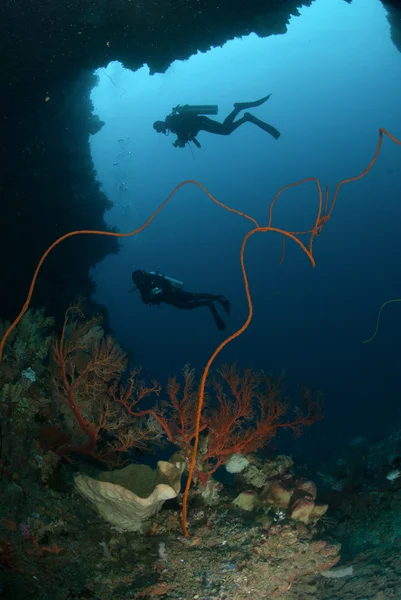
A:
[131, 270, 230, 331]
[153, 94, 281, 148]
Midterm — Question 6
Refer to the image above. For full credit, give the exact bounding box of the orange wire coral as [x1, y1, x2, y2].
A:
[0, 128, 400, 536]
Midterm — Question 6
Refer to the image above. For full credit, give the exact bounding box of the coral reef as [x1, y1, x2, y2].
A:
[148, 364, 321, 485]
[0, 464, 343, 600]
[260, 477, 328, 524]
[227, 453, 294, 487]
[2, 307, 401, 599]
[0, 309, 55, 481]
[231, 456, 328, 525]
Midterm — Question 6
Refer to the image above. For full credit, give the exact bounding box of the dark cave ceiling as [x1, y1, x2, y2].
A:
[2, 0, 400, 112]
[0, 0, 400, 324]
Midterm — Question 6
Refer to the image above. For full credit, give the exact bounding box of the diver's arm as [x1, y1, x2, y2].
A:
[173, 138, 187, 148]
[140, 290, 152, 304]
[142, 287, 163, 304]
[173, 133, 200, 148]
[149, 287, 163, 300]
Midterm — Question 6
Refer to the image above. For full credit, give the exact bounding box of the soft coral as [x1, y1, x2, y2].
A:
[145, 364, 321, 482]
[50, 305, 160, 462]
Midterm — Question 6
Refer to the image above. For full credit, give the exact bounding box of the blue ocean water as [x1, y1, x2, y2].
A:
[89, 0, 401, 458]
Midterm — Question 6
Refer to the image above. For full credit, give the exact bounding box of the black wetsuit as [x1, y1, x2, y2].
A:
[165, 96, 281, 148]
[132, 271, 230, 331]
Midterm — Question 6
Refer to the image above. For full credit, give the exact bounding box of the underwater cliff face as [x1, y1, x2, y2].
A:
[1, 0, 400, 323]
[382, 0, 401, 52]
[0, 0, 307, 322]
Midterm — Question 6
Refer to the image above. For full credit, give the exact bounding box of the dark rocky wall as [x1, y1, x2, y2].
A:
[0, 0, 400, 325]
[382, 0, 401, 52]
[0, 70, 118, 325]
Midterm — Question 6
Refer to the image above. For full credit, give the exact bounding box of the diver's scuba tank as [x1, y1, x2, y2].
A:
[164, 276, 184, 290]
[149, 272, 184, 290]
[172, 104, 218, 116]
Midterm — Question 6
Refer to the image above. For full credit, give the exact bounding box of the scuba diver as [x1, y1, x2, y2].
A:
[153, 94, 281, 148]
[131, 270, 230, 331]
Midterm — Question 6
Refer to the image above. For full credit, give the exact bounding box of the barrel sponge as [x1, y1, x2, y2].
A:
[75, 457, 185, 532]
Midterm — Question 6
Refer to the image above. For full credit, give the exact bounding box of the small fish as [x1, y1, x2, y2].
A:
[386, 457, 401, 481]
[386, 469, 401, 482]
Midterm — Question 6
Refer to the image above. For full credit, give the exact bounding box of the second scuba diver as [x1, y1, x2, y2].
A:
[132, 270, 230, 331]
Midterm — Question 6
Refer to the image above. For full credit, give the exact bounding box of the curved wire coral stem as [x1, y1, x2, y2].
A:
[362, 298, 401, 344]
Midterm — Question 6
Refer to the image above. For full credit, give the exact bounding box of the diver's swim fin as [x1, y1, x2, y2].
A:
[244, 113, 281, 140]
[233, 94, 271, 111]
[215, 315, 227, 331]
[209, 303, 227, 331]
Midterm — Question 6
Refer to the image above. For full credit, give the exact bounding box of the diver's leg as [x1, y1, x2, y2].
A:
[222, 95, 272, 128]
[233, 94, 272, 111]
[204, 115, 248, 135]
[244, 113, 281, 139]
[198, 115, 240, 135]
[203, 112, 280, 138]
[221, 107, 242, 127]
[166, 292, 226, 329]
[191, 293, 230, 315]
[208, 94, 273, 135]
[199, 114, 254, 136]
[186, 298, 226, 331]
[189, 292, 220, 300]
[189, 293, 230, 315]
